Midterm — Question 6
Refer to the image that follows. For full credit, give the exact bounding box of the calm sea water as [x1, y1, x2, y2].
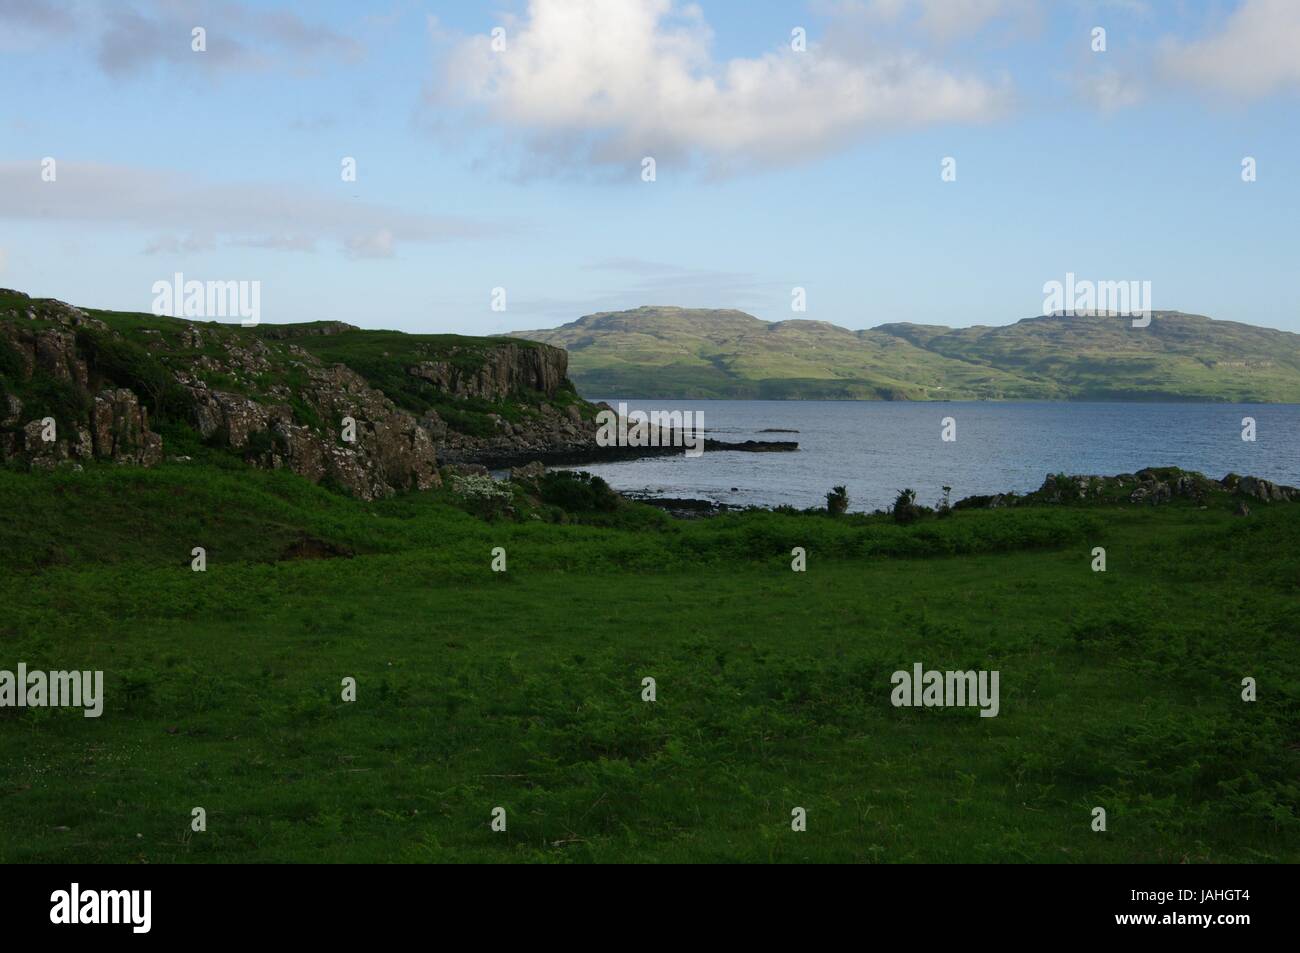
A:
[565, 400, 1300, 512]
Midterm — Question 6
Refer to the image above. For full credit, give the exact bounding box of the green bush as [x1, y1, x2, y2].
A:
[539, 470, 620, 513]
[0, 336, 25, 381]
[15, 375, 92, 436]
[892, 488, 921, 525]
[75, 327, 191, 422]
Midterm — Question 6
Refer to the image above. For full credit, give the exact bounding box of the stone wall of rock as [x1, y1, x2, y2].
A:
[434, 400, 595, 468]
[409, 342, 569, 401]
[0, 303, 164, 470]
[179, 357, 441, 501]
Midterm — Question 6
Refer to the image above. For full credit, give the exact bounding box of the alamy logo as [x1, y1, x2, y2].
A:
[1042, 272, 1152, 327]
[50, 883, 151, 933]
[0, 664, 103, 717]
[891, 663, 1000, 717]
[595, 402, 704, 458]
[151, 272, 261, 326]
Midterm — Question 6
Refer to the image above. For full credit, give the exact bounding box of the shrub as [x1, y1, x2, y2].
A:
[938, 485, 953, 516]
[538, 470, 620, 513]
[892, 488, 920, 525]
[450, 473, 515, 520]
[0, 336, 25, 381]
[243, 429, 276, 459]
[826, 485, 849, 517]
[75, 327, 191, 422]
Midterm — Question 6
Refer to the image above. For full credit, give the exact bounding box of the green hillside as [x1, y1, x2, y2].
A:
[515, 307, 1300, 402]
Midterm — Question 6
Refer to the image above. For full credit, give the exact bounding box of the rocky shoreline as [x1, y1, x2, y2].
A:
[446, 436, 799, 470]
[1, 290, 799, 496]
[610, 466, 1299, 519]
[955, 467, 1297, 509]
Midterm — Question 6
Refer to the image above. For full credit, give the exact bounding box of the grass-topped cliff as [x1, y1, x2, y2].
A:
[515, 306, 1300, 402]
[0, 289, 598, 495]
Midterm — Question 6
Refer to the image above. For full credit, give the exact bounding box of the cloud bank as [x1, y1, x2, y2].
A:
[438, 0, 1011, 175]
[0, 162, 504, 258]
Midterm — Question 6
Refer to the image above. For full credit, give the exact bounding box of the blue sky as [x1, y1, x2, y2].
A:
[2, 0, 1299, 334]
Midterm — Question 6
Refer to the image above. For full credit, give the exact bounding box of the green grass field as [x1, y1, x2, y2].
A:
[0, 462, 1296, 862]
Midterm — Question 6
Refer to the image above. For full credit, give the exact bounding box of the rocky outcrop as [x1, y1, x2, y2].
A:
[955, 467, 1297, 510]
[409, 342, 568, 401]
[257, 321, 359, 340]
[0, 300, 163, 470]
[1220, 473, 1297, 502]
[91, 389, 164, 465]
[5, 289, 733, 492]
[0, 387, 161, 470]
[1029, 468, 1220, 505]
[181, 358, 440, 501]
[434, 400, 595, 468]
[1, 292, 440, 498]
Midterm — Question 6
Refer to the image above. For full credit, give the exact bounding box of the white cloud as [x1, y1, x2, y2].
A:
[1161, 0, 1300, 98]
[439, 0, 1010, 174]
[0, 162, 506, 257]
[0, 246, 8, 275]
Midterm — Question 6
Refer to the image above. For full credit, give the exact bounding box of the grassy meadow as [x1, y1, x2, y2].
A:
[0, 460, 1297, 863]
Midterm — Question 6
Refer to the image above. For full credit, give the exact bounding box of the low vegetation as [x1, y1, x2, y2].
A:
[1, 459, 1295, 862]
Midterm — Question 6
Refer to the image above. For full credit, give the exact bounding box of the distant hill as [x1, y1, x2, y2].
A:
[513, 306, 1300, 402]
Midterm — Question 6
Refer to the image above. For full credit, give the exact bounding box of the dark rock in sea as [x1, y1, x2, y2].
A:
[703, 438, 797, 452]
[459, 435, 798, 470]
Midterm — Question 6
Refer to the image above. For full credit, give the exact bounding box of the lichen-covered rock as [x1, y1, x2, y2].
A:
[437, 401, 597, 468]
[2, 394, 22, 427]
[509, 460, 546, 486]
[91, 388, 163, 465]
[961, 467, 1298, 510]
[1, 317, 164, 469]
[22, 419, 66, 468]
[180, 361, 440, 500]
[1234, 475, 1295, 502]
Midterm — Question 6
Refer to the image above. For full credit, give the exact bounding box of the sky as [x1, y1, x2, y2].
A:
[1, 0, 1299, 335]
